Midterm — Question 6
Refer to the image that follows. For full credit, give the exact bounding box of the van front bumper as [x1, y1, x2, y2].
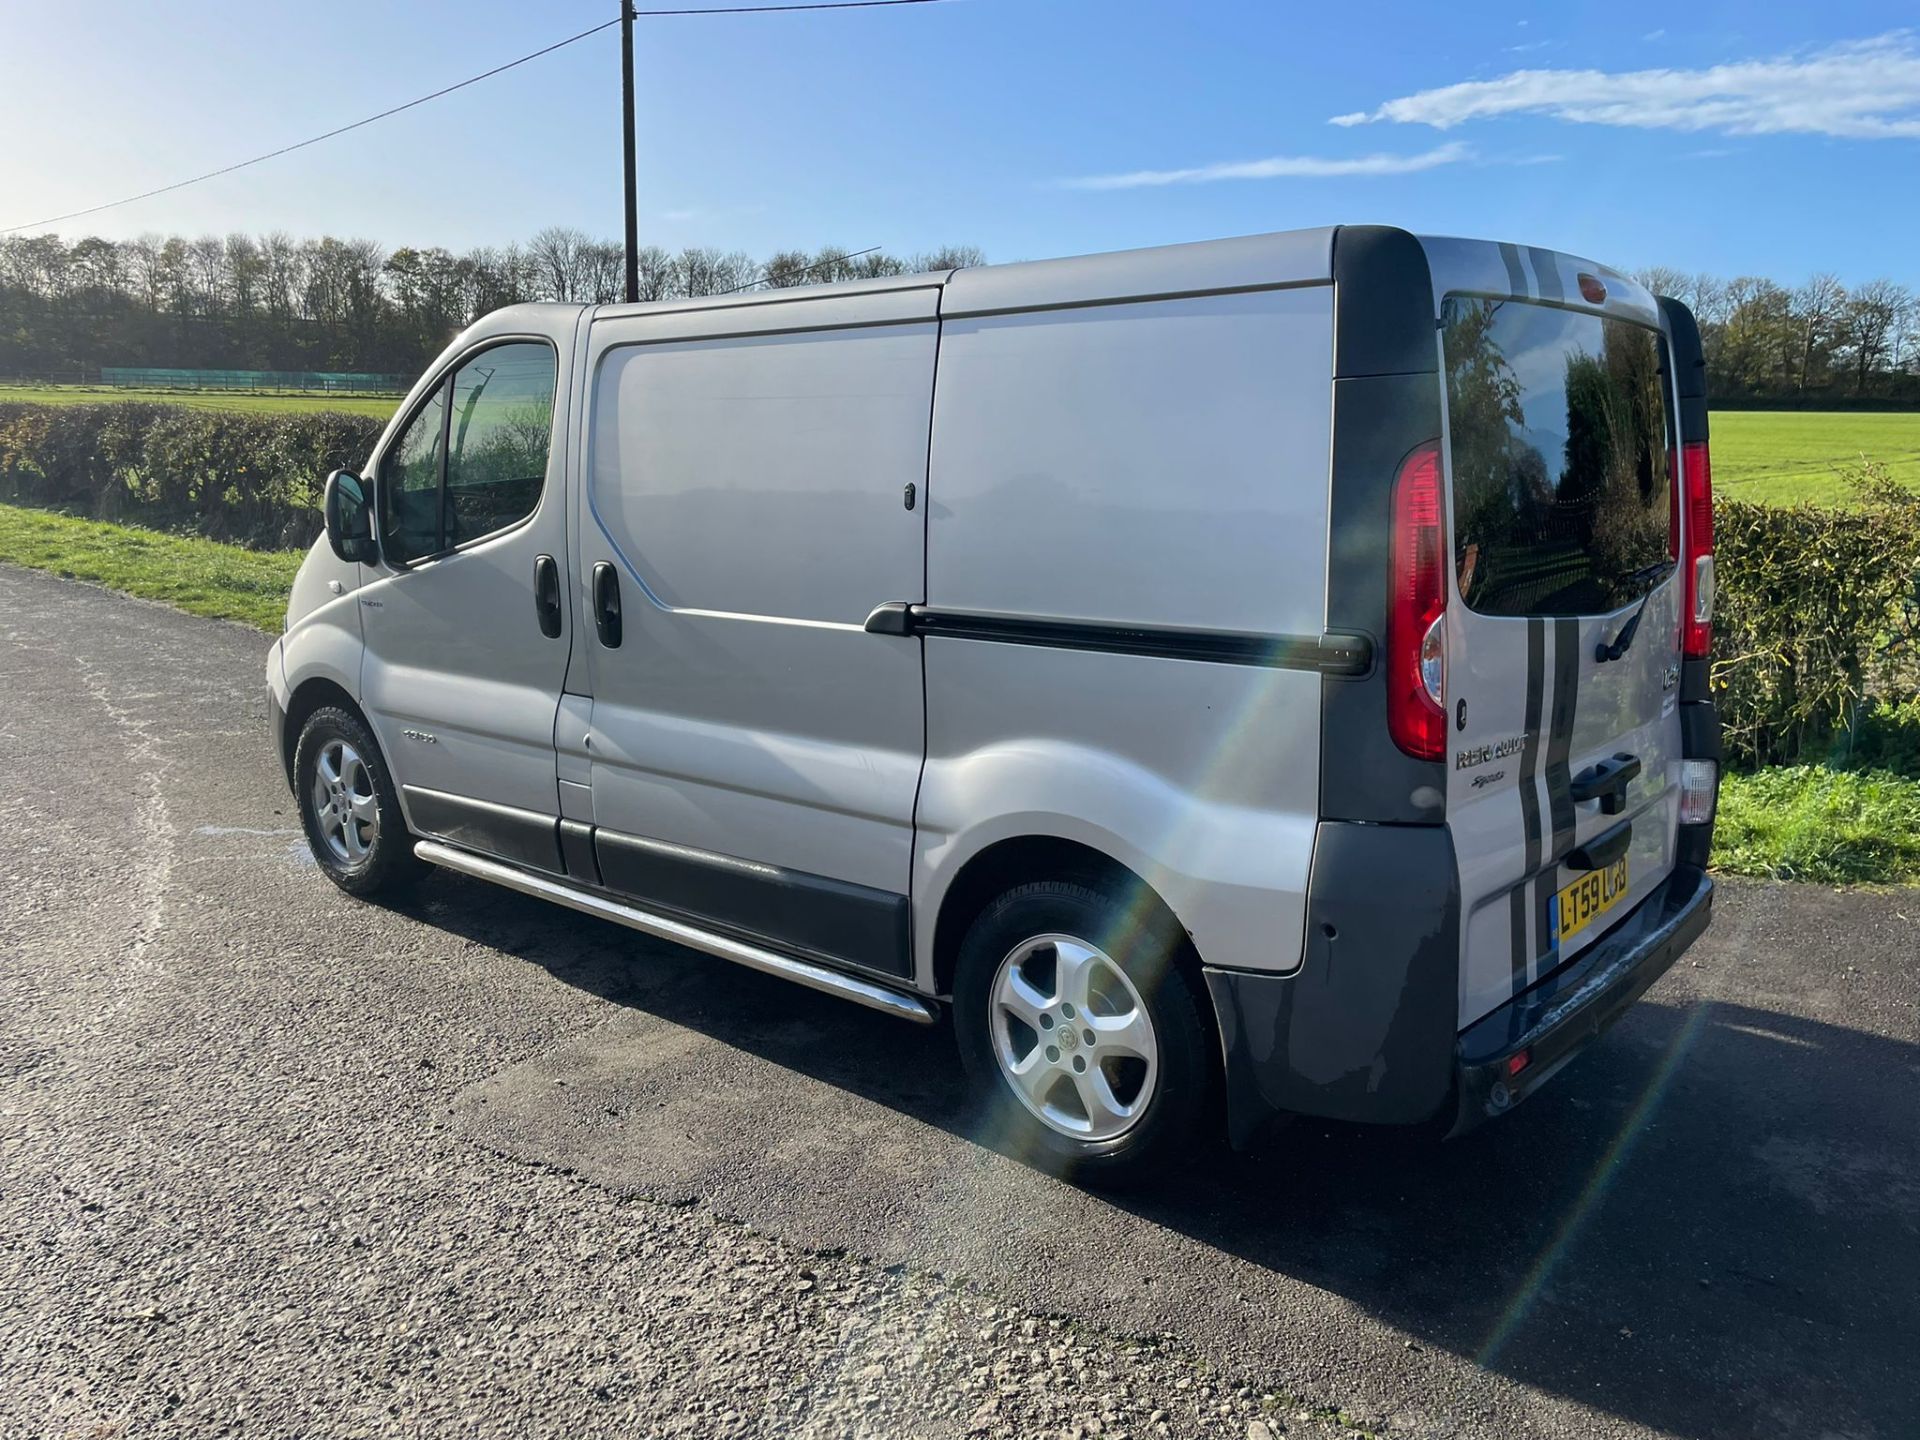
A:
[268, 686, 290, 789]
[265, 639, 292, 791]
[1203, 829, 1713, 1148]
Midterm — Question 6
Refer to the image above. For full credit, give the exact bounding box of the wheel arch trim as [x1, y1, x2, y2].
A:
[279, 674, 366, 791]
[922, 827, 1201, 1000]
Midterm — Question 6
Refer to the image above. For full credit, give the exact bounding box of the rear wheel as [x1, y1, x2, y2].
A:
[953, 875, 1212, 1185]
[293, 706, 422, 898]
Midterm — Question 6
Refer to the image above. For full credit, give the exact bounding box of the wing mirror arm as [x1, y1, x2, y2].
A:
[323, 468, 380, 565]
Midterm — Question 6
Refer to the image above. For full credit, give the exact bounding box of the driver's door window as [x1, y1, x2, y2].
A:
[446, 344, 556, 545]
[377, 341, 555, 563]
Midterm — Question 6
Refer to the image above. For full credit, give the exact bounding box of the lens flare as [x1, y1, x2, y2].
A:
[1475, 1001, 1714, 1366]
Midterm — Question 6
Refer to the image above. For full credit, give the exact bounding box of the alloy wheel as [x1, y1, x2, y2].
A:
[310, 738, 379, 865]
[988, 933, 1160, 1142]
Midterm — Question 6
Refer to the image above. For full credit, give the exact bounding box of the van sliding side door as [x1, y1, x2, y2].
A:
[573, 285, 939, 980]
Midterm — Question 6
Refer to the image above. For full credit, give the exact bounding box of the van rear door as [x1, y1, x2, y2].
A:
[1425, 243, 1684, 1027]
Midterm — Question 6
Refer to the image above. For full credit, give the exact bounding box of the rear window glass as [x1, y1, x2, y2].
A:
[1442, 296, 1673, 617]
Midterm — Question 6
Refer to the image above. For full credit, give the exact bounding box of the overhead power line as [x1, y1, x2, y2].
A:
[2, 19, 619, 235]
[2, 0, 955, 235]
[719, 246, 880, 294]
[620, 1, 949, 11]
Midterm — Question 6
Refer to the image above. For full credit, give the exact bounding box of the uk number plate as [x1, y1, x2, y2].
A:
[1553, 857, 1629, 944]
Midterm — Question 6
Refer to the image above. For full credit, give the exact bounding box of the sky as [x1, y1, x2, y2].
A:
[3, 0, 1918, 286]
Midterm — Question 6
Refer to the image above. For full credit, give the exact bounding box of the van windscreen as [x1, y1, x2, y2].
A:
[1442, 296, 1674, 617]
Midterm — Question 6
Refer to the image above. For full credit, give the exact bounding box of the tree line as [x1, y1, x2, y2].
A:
[0, 229, 984, 380]
[1634, 267, 1917, 407]
[1, 227, 1913, 405]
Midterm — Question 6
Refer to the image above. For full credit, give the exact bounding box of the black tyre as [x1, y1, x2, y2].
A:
[293, 705, 423, 898]
[953, 874, 1214, 1185]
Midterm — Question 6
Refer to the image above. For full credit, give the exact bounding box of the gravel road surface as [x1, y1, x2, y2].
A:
[2, 563, 1915, 1440]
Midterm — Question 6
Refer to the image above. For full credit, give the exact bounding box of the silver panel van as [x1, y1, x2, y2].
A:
[269, 226, 1720, 1183]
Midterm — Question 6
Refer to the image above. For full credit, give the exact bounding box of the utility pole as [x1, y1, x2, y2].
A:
[621, 0, 639, 303]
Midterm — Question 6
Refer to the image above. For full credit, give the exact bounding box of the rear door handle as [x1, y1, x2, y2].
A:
[591, 561, 623, 649]
[1570, 752, 1642, 815]
[533, 554, 562, 639]
[1568, 819, 1632, 871]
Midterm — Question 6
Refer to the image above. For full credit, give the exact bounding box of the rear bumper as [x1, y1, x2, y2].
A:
[1449, 864, 1712, 1134]
[1204, 835, 1712, 1148]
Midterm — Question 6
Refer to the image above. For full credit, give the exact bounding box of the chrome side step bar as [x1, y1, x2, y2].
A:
[413, 840, 940, 1026]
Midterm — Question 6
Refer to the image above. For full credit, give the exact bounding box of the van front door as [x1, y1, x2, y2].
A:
[575, 285, 938, 980]
[359, 334, 576, 873]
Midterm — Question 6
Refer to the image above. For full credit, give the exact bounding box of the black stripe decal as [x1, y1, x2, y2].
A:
[1499, 242, 1530, 297]
[1526, 615, 1583, 984]
[1527, 246, 1565, 303]
[882, 606, 1373, 676]
[1545, 615, 1581, 860]
[1509, 616, 1546, 993]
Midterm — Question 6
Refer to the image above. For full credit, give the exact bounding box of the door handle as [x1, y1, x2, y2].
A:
[1568, 819, 1632, 871]
[533, 554, 562, 639]
[863, 601, 916, 636]
[591, 561, 623, 648]
[1570, 752, 1641, 815]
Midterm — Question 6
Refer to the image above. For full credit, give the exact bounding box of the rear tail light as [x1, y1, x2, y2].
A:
[1679, 758, 1718, 825]
[1388, 441, 1447, 760]
[1678, 440, 1714, 658]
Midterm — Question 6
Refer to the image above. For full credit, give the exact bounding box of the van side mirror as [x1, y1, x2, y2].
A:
[323, 469, 379, 564]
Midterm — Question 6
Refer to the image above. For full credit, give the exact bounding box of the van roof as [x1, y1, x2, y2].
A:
[584, 226, 1651, 326]
[587, 227, 1342, 325]
[589, 267, 951, 323]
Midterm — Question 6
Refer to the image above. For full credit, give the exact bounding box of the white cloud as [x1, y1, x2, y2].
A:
[1060, 141, 1471, 190]
[1330, 32, 1920, 140]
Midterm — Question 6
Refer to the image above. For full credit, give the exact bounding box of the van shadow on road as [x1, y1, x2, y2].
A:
[402, 873, 1918, 1440]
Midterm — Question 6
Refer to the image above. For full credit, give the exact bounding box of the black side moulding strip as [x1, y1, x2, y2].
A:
[863, 603, 1370, 677]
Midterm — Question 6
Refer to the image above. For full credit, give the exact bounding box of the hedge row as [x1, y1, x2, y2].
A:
[0, 401, 383, 549]
[1713, 462, 1920, 768]
[2, 399, 1916, 769]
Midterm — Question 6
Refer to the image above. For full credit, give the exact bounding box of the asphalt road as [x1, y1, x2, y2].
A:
[2, 562, 1916, 1440]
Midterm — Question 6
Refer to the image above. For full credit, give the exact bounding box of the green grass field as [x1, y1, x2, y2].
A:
[1711, 410, 1920, 506]
[0, 383, 399, 420]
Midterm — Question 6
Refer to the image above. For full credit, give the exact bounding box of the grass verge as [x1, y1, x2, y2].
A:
[0, 502, 300, 631]
[1715, 765, 1920, 885]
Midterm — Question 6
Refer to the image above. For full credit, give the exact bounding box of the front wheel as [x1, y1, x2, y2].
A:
[293, 706, 422, 898]
[953, 876, 1214, 1186]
